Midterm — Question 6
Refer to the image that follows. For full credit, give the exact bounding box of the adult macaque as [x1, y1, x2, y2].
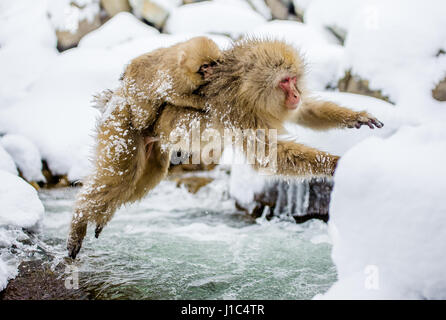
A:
[67, 39, 383, 259]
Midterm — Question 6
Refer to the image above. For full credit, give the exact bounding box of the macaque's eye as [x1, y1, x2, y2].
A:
[280, 77, 290, 84]
[210, 61, 217, 67]
[202, 64, 209, 69]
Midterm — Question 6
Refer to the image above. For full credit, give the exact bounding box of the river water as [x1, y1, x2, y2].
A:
[36, 170, 336, 299]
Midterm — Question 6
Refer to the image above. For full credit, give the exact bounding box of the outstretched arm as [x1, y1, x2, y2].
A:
[293, 98, 384, 131]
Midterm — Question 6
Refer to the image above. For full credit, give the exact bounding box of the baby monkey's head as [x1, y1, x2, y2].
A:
[177, 37, 222, 90]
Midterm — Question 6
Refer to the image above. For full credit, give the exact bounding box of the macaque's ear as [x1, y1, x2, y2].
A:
[178, 50, 187, 66]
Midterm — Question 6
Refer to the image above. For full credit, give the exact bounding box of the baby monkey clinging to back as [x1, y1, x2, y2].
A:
[121, 36, 222, 132]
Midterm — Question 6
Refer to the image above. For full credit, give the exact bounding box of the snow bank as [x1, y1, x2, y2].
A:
[248, 20, 343, 90]
[0, 145, 18, 175]
[0, 170, 45, 290]
[0, 29, 231, 181]
[341, 0, 446, 109]
[78, 12, 159, 49]
[0, 258, 16, 292]
[0, 170, 44, 229]
[164, 1, 266, 38]
[320, 123, 446, 299]
[230, 163, 268, 209]
[1, 134, 45, 182]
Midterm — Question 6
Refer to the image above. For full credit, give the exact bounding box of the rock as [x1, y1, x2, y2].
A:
[56, 15, 102, 51]
[101, 0, 131, 17]
[130, 0, 171, 29]
[432, 77, 446, 101]
[338, 70, 392, 103]
[41, 160, 71, 188]
[236, 178, 333, 223]
[0, 260, 89, 300]
[175, 176, 213, 194]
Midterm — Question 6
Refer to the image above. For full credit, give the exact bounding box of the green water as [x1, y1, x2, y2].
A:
[37, 173, 336, 299]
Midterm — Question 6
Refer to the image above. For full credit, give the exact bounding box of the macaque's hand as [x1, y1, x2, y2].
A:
[347, 111, 384, 129]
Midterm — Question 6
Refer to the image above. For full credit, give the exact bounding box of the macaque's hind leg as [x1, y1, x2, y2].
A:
[67, 216, 88, 259]
[67, 106, 147, 258]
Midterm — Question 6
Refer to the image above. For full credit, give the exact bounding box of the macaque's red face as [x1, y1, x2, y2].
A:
[279, 76, 300, 110]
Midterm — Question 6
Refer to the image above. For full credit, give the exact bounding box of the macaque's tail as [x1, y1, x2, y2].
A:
[92, 89, 114, 113]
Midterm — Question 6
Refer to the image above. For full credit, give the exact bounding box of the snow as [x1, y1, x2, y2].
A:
[319, 123, 446, 299]
[292, 0, 314, 13]
[304, 0, 364, 33]
[0, 171, 44, 229]
[230, 163, 267, 209]
[284, 92, 410, 156]
[230, 91, 406, 208]
[47, 0, 100, 33]
[164, 1, 266, 39]
[0, 170, 45, 290]
[1, 134, 45, 182]
[78, 12, 160, 49]
[0, 145, 18, 175]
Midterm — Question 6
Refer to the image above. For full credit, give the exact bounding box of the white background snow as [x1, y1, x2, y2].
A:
[0, 0, 445, 298]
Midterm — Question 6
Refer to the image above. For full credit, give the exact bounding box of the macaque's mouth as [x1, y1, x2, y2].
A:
[286, 94, 300, 109]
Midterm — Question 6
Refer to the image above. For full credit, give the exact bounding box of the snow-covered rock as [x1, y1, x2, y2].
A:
[248, 20, 343, 90]
[47, 0, 100, 34]
[284, 92, 407, 156]
[0, 47, 122, 181]
[320, 123, 446, 299]
[0, 145, 18, 175]
[0, 258, 16, 292]
[340, 0, 446, 109]
[0, 171, 44, 291]
[0, 170, 44, 229]
[164, 1, 266, 39]
[78, 11, 160, 49]
[231, 91, 404, 210]
[1, 134, 45, 182]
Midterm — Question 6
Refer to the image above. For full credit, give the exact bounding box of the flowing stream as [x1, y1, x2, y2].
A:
[34, 170, 336, 299]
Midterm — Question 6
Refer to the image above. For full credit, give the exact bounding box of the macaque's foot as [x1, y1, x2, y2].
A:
[348, 112, 384, 129]
[144, 136, 160, 160]
[67, 222, 87, 259]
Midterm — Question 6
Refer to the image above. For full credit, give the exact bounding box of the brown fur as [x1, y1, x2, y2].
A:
[121, 36, 222, 131]
[67, 39, 383, 258]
